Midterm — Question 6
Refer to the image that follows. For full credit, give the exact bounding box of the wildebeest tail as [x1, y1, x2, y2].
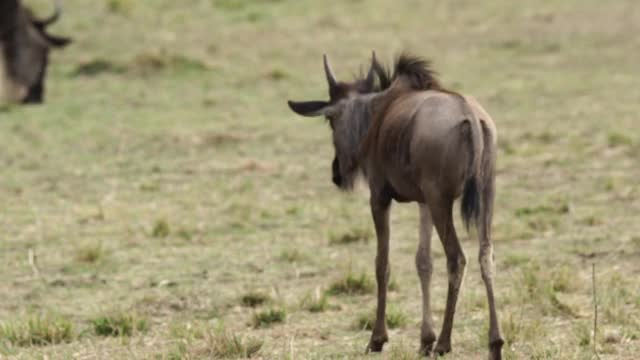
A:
[459, 105, 485, 230]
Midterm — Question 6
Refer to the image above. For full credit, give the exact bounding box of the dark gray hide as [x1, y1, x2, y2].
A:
[0, 0, 70, 104]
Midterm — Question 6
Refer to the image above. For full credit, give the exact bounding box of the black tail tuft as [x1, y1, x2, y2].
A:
[461, 175, 481, 230]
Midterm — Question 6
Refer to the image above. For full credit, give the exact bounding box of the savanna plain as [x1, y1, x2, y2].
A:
[0, 0, 639, 359]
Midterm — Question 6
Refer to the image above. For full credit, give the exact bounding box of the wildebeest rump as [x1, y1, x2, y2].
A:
[0, 0, 71, 104]
[288, 53, 503, 359]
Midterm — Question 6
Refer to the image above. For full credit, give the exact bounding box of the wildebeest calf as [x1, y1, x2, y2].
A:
[0, 0, 71, 104]
[288, 53, 503, 359]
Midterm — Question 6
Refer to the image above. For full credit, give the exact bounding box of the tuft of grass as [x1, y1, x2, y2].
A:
[252, 308, 286, 328]
[267, 68, 288, 81]
[176, 228, 194, 241]
[388, 342, 422, 360]
[91, 313, 148, 337]
[197, 327, 263, 358]
[74, 242, 105, 264]
[574, 320, 592, 347]
[326, 271, 374, 296]
[300, 291, 329, 313]
[212, 0, 252, 11]
[354, 307, 408, 331]
[386, 307, 409, 329]
[168, 322, 205, 342]
[388, 278, 400, 292]
[240, 291, 270, 308]
[106, 0, 134, 14]
[328, 228, 372, 245]
[496, 311, 546, 348]
[0, 315, 74, 347]
[515, 203, 570, 217]
[152, 218, 170, 238]
[607, 132, 633, 148]
[71, 59, 126, 77]
[502, 253, 529, 268]
[277, 249, 305, 263]
[131, 52, 209, 75]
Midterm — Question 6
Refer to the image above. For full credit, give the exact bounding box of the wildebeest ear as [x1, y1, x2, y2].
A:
[44, 33, 72, 48]
[287, 100, 332, 117]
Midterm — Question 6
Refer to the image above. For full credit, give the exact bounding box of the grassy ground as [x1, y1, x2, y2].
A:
[1, 0, 639, 358]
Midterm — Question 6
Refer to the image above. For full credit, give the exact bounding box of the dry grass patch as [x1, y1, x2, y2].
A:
[0, 315, 74, 347]
[300, 290, 330, 313]
[517, 261, 581, 317]
[329, 228, 372, 245]
[74, 242, 105, 264]
[388, 342, 422, 360]
[277, 249, 306, 263]
[171, 326, 263, 359]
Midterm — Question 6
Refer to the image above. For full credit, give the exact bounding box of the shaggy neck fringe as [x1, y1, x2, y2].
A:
[371, 53, 442, 92]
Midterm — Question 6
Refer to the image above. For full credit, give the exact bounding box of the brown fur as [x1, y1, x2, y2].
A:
[360, 55, 445, 174]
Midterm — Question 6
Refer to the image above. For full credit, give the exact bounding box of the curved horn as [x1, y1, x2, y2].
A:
[38, 0, 62, 27]
[323, 54, 337, 89]
[364, 51, 376, 90]
[371, 50, 391, 89]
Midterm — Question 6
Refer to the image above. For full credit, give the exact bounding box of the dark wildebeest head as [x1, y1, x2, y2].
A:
[288, 54, 379, 190]
[0, 0, 71, 104]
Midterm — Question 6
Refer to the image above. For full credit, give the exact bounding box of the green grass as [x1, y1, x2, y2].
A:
[252, 308, 286, 328]
[0, 0, 639, 358]
[106, 0, 133, 15]
[355, 306, 409, 331]
[277, 249, 306, 263]
[326, 271, 375, 296]
[240, 291, 270, 307]
[151, 218, 171, 238]
[607, 132, 633, 148]
[91, 313, 148, 337]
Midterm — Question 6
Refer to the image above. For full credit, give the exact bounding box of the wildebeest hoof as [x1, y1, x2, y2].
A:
[366, 334, 388, 353]
[419, 336, 436, 356]
[419, 344, 433, 357]
[488, 338, 504, 360]
[433, 341, 451, 356]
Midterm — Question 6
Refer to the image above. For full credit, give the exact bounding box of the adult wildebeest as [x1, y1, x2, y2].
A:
[0, 0, 71, 104]
[288, 53, 503, 359]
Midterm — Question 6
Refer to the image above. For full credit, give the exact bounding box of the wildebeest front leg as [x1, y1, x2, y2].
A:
[416, 203, 436, 355]
[367, 195, 391, 353]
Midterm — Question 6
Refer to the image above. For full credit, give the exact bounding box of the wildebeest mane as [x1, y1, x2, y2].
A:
[358, 53, 445, 162]
[369, 53, 442, 92]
